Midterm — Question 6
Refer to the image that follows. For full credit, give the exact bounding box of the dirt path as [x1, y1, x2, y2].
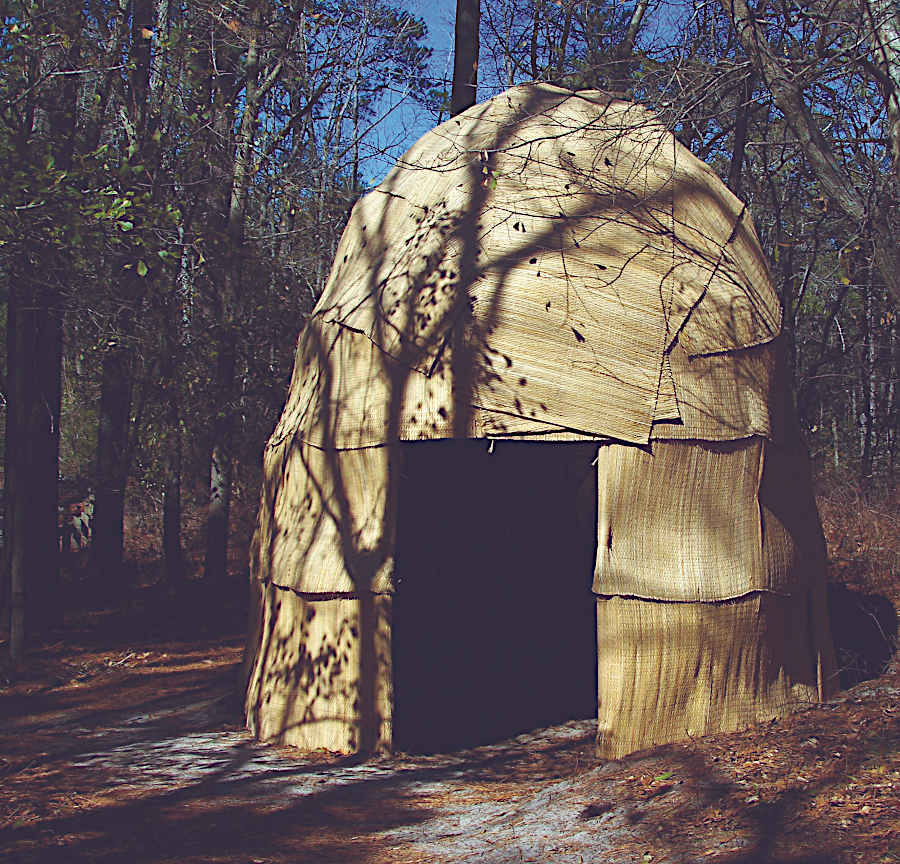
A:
[1, 573, 899, 863]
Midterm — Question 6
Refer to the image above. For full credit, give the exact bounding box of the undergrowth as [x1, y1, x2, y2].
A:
[817, 472, 900, 607]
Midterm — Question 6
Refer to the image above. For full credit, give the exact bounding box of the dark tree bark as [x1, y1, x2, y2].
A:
[727, 68, 756, 196]
[9, 276, 63, 659]
[31, 288, 63, 631]
[130, 0, 153, 132]
[162, 422, 186, 583]
[860, 284, 876, 482]
[87, 0, 156, 587]
[8, 295, 31, 659]
[0, 299, 16, 631]
[160, 302, 185, 583]
[89, 343, 133, 585]
[203, 335, 236, 581]
[451, 0, 480, 116]
[5, 1, 81, 654]
[200, 20, 246, 584]
[612, 0, 651, 93]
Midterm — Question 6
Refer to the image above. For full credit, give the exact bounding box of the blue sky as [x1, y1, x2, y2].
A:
[414, 0, 456, 76]
[363, 0, 692, 185]
[360, 0, 456, 185]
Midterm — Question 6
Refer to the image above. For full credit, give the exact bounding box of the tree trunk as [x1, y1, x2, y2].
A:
[451, 0, 480, 115]
[727, 68, 756, 195]
[721, 0, 900, 304]
[163, 418, 185, 582]
[86, 0, 161, 590]
[203, 334, 236, 581]
[612, 0, 651, 94]
[161, 303, 185, 583]
[860, 286, 875, 481]
[89, 344, 133, 585]
[33, 287, 63, 631]
[0, 299, 16, 631]
[4, 2, 79, 654]
[203, 12, 278, 580]
[9, 276, 63, 658]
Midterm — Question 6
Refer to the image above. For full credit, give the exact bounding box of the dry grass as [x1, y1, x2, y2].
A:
[119, 472, 260, 583]
[817, 473, 900, 605]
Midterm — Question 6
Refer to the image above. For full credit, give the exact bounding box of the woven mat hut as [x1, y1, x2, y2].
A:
[240, 83, 838, 758]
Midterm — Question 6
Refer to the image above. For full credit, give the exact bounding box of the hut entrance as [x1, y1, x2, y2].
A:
[392, 440, 599, 754]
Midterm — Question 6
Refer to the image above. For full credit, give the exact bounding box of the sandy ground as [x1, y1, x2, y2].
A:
[1, 574, 899, 863]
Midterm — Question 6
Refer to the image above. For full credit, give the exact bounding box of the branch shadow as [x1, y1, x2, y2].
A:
[242, 83, 844, 768]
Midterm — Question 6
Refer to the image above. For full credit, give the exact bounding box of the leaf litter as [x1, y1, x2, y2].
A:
[0, 533, 898, 863]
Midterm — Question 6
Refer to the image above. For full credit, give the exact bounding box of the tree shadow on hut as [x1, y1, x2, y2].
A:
[392, 439, 598, 754]
[243, 84, 842, 760]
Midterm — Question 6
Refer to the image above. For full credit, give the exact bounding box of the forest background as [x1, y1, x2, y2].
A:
[1, 0, 899, 658]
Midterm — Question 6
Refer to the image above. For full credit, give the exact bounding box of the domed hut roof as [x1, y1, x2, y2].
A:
[280, 83, 784, 454]
[242, 84, 836, 757]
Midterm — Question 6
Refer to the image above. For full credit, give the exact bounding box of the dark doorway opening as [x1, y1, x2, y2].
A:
[827, 582, 898, 689]
[392, 439, 599, 754]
